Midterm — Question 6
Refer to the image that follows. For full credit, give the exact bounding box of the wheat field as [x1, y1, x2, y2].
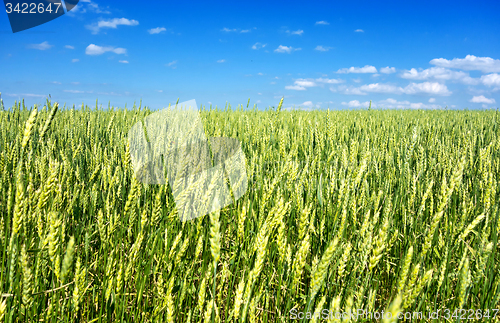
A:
[0, 98, 499, 322]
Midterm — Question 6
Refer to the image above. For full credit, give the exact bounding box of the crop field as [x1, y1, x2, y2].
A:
[0, 99, 499, 322]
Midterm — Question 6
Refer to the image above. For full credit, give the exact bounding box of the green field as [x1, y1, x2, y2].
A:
[1, 99, 499, 322]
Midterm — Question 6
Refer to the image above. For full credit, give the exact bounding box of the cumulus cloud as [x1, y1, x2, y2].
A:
[480, 73, 500, 87]
[27, 41, 52, 50]
[65, 45, 75, 49]
[301, 101, 314, 107]
[274, 45, 301, 53]
[86, 18, 139, 34]
[359, 83, 400, 93]
[341, 100, 374, 108]
[336, 65, 377, 73]
[148, 27, 167, 34]
[252, 42, 266, 50]
[332, 82, 451, 96]
[315, 78, 344, 84]
[295, 79, 316, 87]
[330, 85, 367, 95]
[401, 67, 478, 84]
[470, 95, 496, 104]
[285, 85, 307, 91]
[380, 66, 396, 74]
[354, 29, 364, 32]
[68, 0, 110, 16]
[315, 21, 329, 25]
[221, 27, 252, 33]
[285, 77, 344, 90]
[378, 98, 443, 109]
[286, 29, 304, 35]
[402, 82, 451, 95]
[314, 45, 332, 52]
[85, 44, 126, 55]
[430, 55, 500, 73]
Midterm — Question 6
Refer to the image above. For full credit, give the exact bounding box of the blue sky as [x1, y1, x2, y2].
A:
[1, 0, 500, 110]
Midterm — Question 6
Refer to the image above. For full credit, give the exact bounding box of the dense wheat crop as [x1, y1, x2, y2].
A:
[0, 98, 499, 322]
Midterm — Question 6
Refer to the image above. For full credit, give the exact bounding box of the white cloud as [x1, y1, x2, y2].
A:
[402, 82, 451, 95]
[378, 98, 442, 109]
[428, 98, 435, 103]
[67, 0, 111, 16]
[252, 42, 266, 50]
[337, 65, 377, 73]
[64, 90, 85, 93]
[314, 45, 332, 52]
[379, 98, 410, 106]
[65, 45, 75, 49]
[240, 29, 251, 33]
[4, 93, 46, 98]
[157, 90, 163, 93]
[86, 18, 139, 34]
[380, 66, 396, 74]
[330, 85, 367, 95]
[400, 67, 478, 85]
[333, 81, 451, 96]
[287, 29, 304, 35]
[119, 60, 129, 63]
[51, 81, 61, 85]
[274, 45, 301, 53]
[359, 83, 400, 93]
[301, 101, 314, 107]
[257, 72, 264, 76]
[315, 77, 344, 84]
[221, 27, 237, 32]
[148, 27, 167, 34]
[285, 77, 344, 91]
[72, 58, 79, 63]
[285, 85, 307, 91]
[315, 21, 329, 25]
[481, 73, 500, 87]
[341, 100, 374, 108]
[430, 55, 500, 73]
[295, 79, 316, 87]
[166, 60, 178, 69]
[217, 59, 225, 63]
[71, 82, 80, 85]
[27, 41, 52, 50]
[470, 95, 495, 104]
[85, 44, 126, 55]
[354, 29, 364, 32]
